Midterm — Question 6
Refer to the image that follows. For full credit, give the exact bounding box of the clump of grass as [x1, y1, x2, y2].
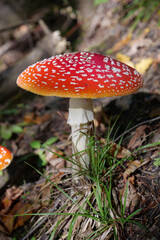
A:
[18, 118, 160, 239]
[23, 128, 144, 239]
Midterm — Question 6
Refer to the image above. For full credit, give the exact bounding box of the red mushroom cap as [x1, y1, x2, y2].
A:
[0, 146, 13, 171]
[17, 52, 143, 98]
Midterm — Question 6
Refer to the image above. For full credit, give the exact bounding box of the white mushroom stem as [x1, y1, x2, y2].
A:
[67, 98, 94, 175]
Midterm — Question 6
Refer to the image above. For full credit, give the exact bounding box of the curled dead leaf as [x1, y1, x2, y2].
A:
[121, 181, 139, 214]
[110, 143, 131, 159]
[123, 159, 150, 181]
[127, 125, 149, 150]
[45, 147, 65, 169]
[0, 202, 32, 234]
[123, 160, 142, 181]
[24, 112, 51, 124]
[0, 186, 23, 215]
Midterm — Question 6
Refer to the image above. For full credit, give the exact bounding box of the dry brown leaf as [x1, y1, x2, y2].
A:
[45, 147, 65, 169]
[0, 186, 23, 215]
[23, 112, 35, 123]
[110, 143, 131, 159]
[0, 197, 12, 215]
[40, 184, 51, 207]
[121, 181, 139, 213]
[34, 113, 51, 124]
[45, 147, 64, 160]
[6, 186, 24, 201]
[99, 226, 113, 240]
[49, 157, 65, 169]
[127, 125, 149, 150]
[0, 187, 28, 234]
[1, 202, 32, 234]
[123, 159, 150, 181]
[24, 112, 51, 124]
[123, 160, 142, 181]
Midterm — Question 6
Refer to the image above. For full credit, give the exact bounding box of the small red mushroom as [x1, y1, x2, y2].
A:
[17, 52, 143, 179]
[0, 145, 13, 171]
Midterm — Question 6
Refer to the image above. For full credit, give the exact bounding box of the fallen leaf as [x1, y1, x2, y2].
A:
[34, 113, 51, 124]
[23, 112, 35, 123]
[110, 143, 131, 159]
[135, 58, 153, 74]
[40, 184, 51, 207]
[127, 125, 149, 150]
[49, 157, 65, 169]
[0, 186, 27, 234]
[0, 186, 23, 215]
[45, 147, 64, 160]
[6, 186, 24, 201]
[121, 181, 139, 214]
[0, 197, 12, 215]
[1, 202, 32, 233]
[123, 159, 150, 181]
[24, 112, 51, 124]
[44, 147, 65, 169]
[123, 160, 142, 181]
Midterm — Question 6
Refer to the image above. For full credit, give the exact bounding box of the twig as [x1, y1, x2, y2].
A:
[114, 116, 160, 143]
[38, 19, 51, 35]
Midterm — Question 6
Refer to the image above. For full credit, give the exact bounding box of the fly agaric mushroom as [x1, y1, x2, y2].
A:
[0, 145, 13, 171]
[17, 52, 143, 177]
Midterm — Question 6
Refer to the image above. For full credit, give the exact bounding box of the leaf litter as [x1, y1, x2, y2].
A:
[0, 0, 160, 239]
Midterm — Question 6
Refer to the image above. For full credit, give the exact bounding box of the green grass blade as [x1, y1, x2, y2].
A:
[122, 180, 129, 216]
[68, 215, 79, 239]
[49, 217, 65, 240]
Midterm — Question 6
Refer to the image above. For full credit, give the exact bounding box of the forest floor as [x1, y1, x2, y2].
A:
[0, 0, 160, 239]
